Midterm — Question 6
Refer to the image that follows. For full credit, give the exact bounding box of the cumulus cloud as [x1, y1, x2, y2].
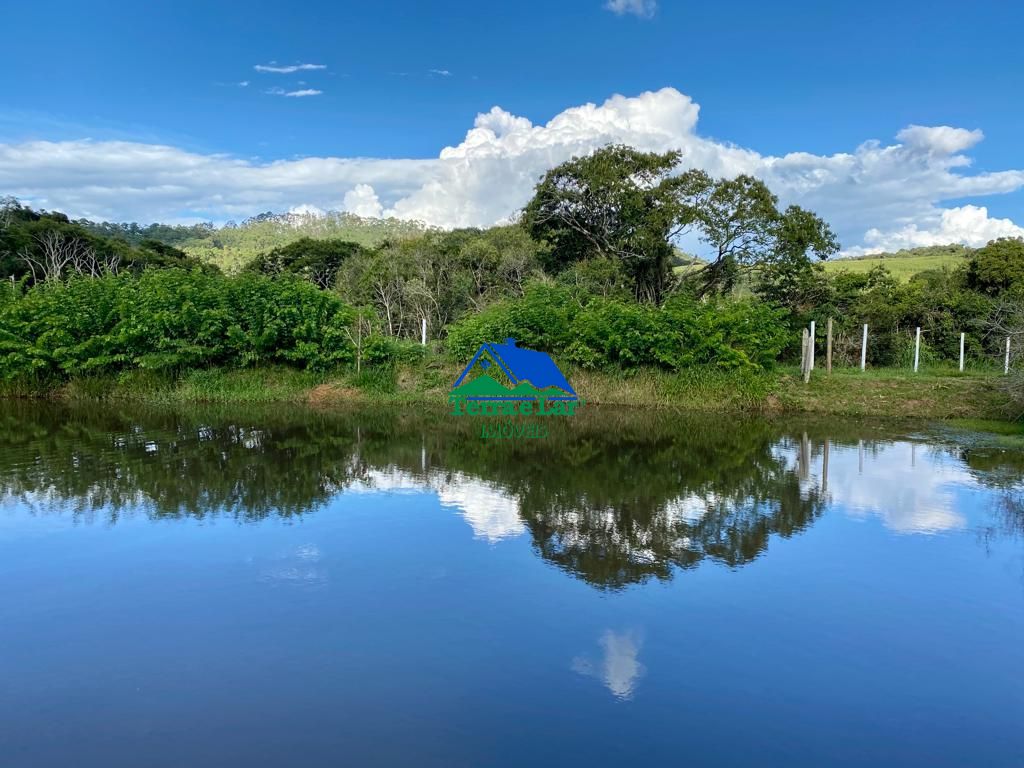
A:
[254, 62, 326, 74]
[1, 87, 1022, 252]
[343, 183, 384, 218]
[604, 0, 657, 18]
[850, 205, 1024, 255]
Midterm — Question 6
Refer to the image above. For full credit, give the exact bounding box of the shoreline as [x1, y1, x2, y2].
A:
[2, 361, 1015, 422]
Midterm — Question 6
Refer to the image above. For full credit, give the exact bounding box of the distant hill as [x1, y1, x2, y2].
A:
[177, 211, 428, 272]
[824, 244, 972, 281]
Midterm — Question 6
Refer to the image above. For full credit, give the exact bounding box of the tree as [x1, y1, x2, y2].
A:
[689, 175, 779, 296]
[248, 237, 365, 289]
[753, 205, 839, 313]
[967, 237, 1024, 296]
[522, 144, 710, 304]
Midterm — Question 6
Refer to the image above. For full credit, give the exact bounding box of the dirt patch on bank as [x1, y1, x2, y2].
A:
[306, 383, 363, 407]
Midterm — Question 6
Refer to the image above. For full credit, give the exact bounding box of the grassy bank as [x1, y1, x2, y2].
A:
[6, 357, 1014, 421]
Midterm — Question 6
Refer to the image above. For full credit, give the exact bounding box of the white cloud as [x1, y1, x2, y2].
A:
[287, 203, 325, 217]
[572, 630, 646, 700]
[896, 125, 983, 155]
[238, 81, 250, 87]
[783, 440, 975, 534]
[254, 62, 326, 74]
[348, 466, 526, 543]
[428, 69, 452, 77]
[604, 0, 657, 18]
[1, 87, 1022, 252]
[343, 183, 384, 218]
[266, 87, 322, 98]
[849, 205, 1024, 255]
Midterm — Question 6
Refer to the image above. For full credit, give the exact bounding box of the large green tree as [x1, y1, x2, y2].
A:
[522, 145, 710, 304]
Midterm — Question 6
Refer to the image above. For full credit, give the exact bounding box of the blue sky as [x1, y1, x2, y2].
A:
[1, 0, 1022, 253]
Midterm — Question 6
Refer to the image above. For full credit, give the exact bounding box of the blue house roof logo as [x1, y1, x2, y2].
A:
[450, 338, 579, 406]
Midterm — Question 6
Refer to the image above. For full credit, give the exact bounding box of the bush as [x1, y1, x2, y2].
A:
[445, 283, 789, 371]
[445, 283, 578, 359]
[0, 269, 358, 384]
[566, 299, 680, 368]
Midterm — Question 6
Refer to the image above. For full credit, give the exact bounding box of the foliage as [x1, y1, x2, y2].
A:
[445, 283, 579, 359]
[175, 210, 426, 272]
[246, 237, 367, 288]
[0, 269, 360, 383]
[446, 282, 789, 371]
[694, 185, 837, 296]
[0, 199, 211, 284]
[335, 225, 543, 339]
[523, 145, 709, 304]
[967, 237, 1024, 295]
[802, 265, 996, 367]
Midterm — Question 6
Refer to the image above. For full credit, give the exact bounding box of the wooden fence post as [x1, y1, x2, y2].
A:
[959, 333, 965, 372]
[826, 317, 833, 375]
[802, 329, 812, 383]
[860, 324, 868, 371]
[421, 317, 427, 346]
[1006, 336, 1011, 374]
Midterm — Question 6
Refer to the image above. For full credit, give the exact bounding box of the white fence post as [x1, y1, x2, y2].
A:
[809, 320, 816, 371]
[959, 333, 965, 372]
[913, 327, 921, 373]
[860, 324, 868, 371]
[1006, 336, 1011, 374]
[421, 317, 427, 346]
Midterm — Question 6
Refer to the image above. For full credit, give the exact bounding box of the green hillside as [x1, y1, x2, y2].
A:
[178, 211, 428, 272]
[824, 244, 972, 281]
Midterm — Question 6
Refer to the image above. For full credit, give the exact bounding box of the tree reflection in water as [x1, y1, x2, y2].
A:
[1, 401, 1020, 589]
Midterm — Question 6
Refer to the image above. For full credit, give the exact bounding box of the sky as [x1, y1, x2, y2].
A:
[1, 0, 1022, 255]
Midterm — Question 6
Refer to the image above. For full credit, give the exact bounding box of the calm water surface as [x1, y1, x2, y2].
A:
[1, 402, 1022, 767]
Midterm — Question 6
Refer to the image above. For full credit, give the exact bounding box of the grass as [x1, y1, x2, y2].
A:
[4, 355, 1016, 421]
[768, 365, 1008, 420]
[57, 367, 329, 404]
[824, 244, 971, 282]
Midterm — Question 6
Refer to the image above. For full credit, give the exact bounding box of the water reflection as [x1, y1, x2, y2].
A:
[571, 629, 645, 700]
[0, 402, 1021, 589]
[352, 467, 525, 542]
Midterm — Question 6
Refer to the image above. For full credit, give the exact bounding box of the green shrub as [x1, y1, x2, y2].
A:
[566, 299, 679, 368]
[446, 283, 789, 371]
[0, 269, 358, 384]
[445, 283, 578, 359]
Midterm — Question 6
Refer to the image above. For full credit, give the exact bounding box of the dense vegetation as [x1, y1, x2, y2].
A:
[3, 146, 1024, 400]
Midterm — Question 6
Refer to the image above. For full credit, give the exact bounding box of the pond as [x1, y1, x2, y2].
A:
[0, 402, 1022, 767]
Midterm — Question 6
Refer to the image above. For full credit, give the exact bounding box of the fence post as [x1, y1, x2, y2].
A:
[1006, 336, 1011, 375]
[798, 327, 806, 385]
[860, 324, 868, 371]
[959, 333, 965, 372]
[913, 327, 921, 373]
[826, 317, 833, 375]
[809, 320, 816, 371]
[421, 317, 427, 346]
